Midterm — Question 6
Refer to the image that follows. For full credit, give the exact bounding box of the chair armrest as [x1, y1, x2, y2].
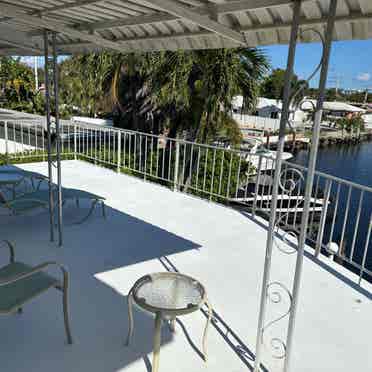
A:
[0, 240, 15, 264]
[0, 261, 68, 287]
[7, 198, 50, 211]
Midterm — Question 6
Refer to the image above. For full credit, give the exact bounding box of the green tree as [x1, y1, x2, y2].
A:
[144, 48, 269, 144]
[0, 57, 46, 114]
[260, 68, 309, 106]
[57, 48, 269, 145]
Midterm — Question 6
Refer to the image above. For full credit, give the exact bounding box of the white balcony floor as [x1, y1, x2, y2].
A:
[0, 160, 371, 372]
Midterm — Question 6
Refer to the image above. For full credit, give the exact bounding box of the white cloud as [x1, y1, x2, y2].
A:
[357, 72, 371, 82]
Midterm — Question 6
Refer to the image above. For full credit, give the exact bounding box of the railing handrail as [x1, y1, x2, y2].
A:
[282, 159, 372, 194]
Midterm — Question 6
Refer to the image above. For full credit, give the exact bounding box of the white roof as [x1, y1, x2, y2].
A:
[0, 0, 372, 55]
[257, 97, 283, 110]
[301, 100, 366, 112]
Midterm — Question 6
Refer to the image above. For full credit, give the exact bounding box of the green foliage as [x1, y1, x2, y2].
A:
[1, 48, 270, 146]
[56, 48, 269, 145]
[260, 68, 309, 106]
[336, 116, 365, 135]
[186, 149, 251, 201]
[59, 54, 118, 117]
[0, 57, 44, 114]
[145, 48, 269, 143]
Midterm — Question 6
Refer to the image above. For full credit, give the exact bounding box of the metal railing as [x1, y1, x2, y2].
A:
[0, 118, 371, 285]
[253, 156, 372, 284]
[73, 121, 261, 202]
[0, 119, 74, 161]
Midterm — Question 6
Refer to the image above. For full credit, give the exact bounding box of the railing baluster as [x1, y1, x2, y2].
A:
[196, 146, 201, 190]
[182, 143, 186, 186]
[253, 155, 263, 216]
[145, 135, 148, 179]
[359, 214, 372, 285]
[150, 136, 153, 176]
[162, 138, 166, 179]
[173, 140, 180, 191]
[315, 179, 332, 256]
[218, 150, 224, 196]
[210, 149, 217, 200]
[203, 148, 208, 192]
[339, 185, 352, 255]
[13, 122, 16, 153]
[117, 131, 121, 173]
[226, 153, 233, 199]
[350, 190, 364, 260]
[21, 123, 24, 152]
[235, 155, 242, 199]
[4, 121, 8, 156]
[329, 183, 341, 245]
[139, 134, 142, 173]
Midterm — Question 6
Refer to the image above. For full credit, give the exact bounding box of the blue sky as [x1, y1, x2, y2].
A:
[262, 39, 372, 90]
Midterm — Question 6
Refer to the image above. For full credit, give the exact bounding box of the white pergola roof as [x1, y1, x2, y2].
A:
[0, 0, 371, 55]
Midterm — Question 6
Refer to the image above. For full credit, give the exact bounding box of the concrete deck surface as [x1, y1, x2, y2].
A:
[0, 160, 371, 372]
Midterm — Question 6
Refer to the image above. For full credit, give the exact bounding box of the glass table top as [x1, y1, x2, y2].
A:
[133, 273, 204, 312]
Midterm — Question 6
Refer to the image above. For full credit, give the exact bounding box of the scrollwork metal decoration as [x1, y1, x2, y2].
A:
[261, 282, 293, 359]
[260, 28, 326, 361]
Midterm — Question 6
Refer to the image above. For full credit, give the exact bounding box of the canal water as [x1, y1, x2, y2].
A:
[291, 142, 372, 281]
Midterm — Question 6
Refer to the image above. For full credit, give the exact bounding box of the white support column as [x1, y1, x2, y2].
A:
[254, 1, 302, 370]
[284, 1, 338, 371]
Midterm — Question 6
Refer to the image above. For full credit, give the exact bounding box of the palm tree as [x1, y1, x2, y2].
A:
[144, 48, 269, 144]
[58, 48, 269, 145]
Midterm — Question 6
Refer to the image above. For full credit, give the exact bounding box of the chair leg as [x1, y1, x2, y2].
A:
[125, 291, 134, 346]
[101, 201, 106, 219]
[61, 269, 73, 345]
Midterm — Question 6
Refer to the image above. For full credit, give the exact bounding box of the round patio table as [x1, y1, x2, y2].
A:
[126, 272, 212, 372]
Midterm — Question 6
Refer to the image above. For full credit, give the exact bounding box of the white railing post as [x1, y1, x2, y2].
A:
[252, 155, 263, 217]
[117, 130, 121, 173]
[4, 121, 9, 158]
[73, 122, 77, 160]
[315, 179, 332, 256]
[173, 139, 180, 191]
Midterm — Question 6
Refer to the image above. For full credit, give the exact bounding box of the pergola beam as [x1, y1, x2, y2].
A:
[26, 0, 316, 40]
[54, 11, 372, 49]
[137, 0, 245, 44]
[0, 38, 42, 53]
[74, 0, 297, 32]
[0, 3, 133, 53]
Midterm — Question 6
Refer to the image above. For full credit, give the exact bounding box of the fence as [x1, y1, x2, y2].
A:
[232, 113, 305, 133]
[254, 156, 372, 284]
[0, 118, 371, 285]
